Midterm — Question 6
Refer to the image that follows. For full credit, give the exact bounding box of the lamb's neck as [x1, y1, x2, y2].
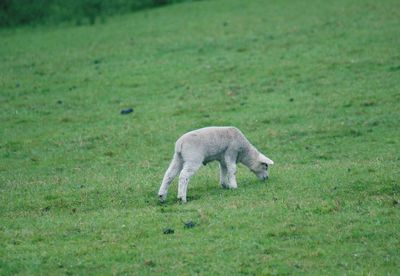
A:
[239, 143, 259, 170]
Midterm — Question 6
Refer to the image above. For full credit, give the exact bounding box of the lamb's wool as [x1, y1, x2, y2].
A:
[158, 126, 274, 203]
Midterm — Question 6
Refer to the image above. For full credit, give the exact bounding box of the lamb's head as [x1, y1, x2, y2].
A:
[251, 153, 274, 181]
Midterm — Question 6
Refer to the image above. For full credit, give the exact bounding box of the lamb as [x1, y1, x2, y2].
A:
[158, 126, 274, 203]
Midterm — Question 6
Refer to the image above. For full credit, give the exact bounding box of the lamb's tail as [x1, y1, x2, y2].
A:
[175, 139, 184, 155]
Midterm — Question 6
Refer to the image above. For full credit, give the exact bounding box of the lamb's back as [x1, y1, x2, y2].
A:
[175, 126, 247, 155]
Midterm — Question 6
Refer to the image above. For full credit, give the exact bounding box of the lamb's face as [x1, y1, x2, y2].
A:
[252, 162, 269, 181]
[252, 154, 274, 181]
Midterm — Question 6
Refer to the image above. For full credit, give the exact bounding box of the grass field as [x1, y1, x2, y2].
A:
[1, 0, 400, 274]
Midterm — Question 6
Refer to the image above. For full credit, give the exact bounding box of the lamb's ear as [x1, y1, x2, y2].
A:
[259, 154, 274, 165]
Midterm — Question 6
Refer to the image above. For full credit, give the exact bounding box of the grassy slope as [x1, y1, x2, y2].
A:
[1, 0, 399, 274]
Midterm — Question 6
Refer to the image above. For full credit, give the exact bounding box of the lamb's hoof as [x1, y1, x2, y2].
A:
[158, 194, 166, 203]
[222, 184, 236, 189]
[177, 197, 187, 204]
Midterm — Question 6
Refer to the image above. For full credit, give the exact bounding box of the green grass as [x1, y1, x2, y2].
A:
[1, 0, 399, 274]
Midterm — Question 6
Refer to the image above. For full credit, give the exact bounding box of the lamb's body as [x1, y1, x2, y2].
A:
[158, 127, 274, 203]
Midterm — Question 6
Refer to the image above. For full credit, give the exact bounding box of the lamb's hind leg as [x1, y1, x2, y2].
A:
[158, 153, 183, 202]
[178, 162, 202, 203]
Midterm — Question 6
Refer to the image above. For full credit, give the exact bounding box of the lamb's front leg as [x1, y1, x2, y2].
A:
[219, 162, 229, 188]
[226, 162, 238, 189]
[224, 154, 238, 189]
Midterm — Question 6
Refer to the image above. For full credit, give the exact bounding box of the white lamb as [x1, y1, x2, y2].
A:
[158, 126, 274, 203]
